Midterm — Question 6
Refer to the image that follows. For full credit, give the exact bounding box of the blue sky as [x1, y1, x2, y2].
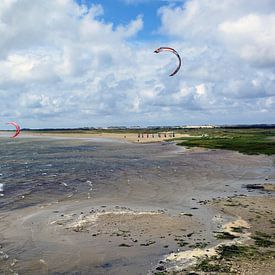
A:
[77, 0, 181, 41]
[0, 0, 274, 128]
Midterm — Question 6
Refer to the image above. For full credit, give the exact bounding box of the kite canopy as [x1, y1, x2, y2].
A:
[154, 47, 182, 76]
[6, 121, 20, 138]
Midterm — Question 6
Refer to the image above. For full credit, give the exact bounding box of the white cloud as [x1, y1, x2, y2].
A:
[0, 0, 274, 128]
[158, 0, 275, 67]
[195, 84, 206, 96]
[219, 13, 275, 66]
[116, 15, 143, 38]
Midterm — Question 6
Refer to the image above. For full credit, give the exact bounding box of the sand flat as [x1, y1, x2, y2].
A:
[0, 130, 197, 143]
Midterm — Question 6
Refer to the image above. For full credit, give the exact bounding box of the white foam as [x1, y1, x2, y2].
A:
[0, 183, 4, 192]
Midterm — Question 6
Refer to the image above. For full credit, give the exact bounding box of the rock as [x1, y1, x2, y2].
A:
[156, 265, 165, 271]
[244, 184, 264, 190]
[140, 240, 156, 246]
[119, 243, 132, 247]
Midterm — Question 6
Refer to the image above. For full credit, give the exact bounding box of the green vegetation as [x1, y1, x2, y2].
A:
[174, 237, 189, 247]
[188, 242, 208, 249]
[195, 258, 230, 272]
[252, 231, 274, 247]
[217, 244, 257, 258]
[194, 243, 275, 274]
[254, 231, 272, 238]
[230, 226, 247, 233]
[195, 245, 258, 273]
[174, 128, 275, 155]
[252, 236, 274, 247]
[214, 231, 237, 240]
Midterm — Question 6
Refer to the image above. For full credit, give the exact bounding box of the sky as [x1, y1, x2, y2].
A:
[0, 0, 275, 129]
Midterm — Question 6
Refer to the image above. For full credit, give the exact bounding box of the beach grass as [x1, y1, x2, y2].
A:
[173, 128, 275, 155]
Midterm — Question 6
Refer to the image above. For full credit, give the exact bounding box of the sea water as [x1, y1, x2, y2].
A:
[0, 136, 174, 210]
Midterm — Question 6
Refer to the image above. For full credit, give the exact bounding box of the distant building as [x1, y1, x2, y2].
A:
[181, 125, 217, 129]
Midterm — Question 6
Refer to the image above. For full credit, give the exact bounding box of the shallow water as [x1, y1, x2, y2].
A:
[0, 136, 273, 215]
[0, 137, 176, 209]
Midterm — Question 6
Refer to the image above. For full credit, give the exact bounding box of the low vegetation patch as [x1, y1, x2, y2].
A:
[230, 226, 247, 233]
[194, 243, 275, 274]
[252, 232, 274, 247]
[252, 236, 274, 247]
[188, 242, 208, 249]
[217, 244, 257, 259]
[214, 231, 237, 240]
[174, 128, 275, 155]
[195, 258, 230, 272]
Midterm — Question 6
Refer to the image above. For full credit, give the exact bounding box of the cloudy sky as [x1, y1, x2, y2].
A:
[0, 0, 275, 128]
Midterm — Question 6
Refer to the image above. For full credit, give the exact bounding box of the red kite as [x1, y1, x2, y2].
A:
[6, 122, 20, 138]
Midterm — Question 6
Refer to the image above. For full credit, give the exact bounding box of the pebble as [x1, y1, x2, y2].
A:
[39, 259, 46, 265]
[156, 265, 165, 271]
[0, 251, 9, 260]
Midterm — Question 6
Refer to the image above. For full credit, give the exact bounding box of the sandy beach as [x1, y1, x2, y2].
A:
[0, 134, 274, 274]
[0, 130, 197, 144]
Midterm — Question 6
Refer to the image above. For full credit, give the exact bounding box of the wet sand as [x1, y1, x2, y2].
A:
[0, 136, 274, 274]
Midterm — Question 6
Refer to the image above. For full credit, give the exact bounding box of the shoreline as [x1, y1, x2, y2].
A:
[0, 130, 196, 144]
